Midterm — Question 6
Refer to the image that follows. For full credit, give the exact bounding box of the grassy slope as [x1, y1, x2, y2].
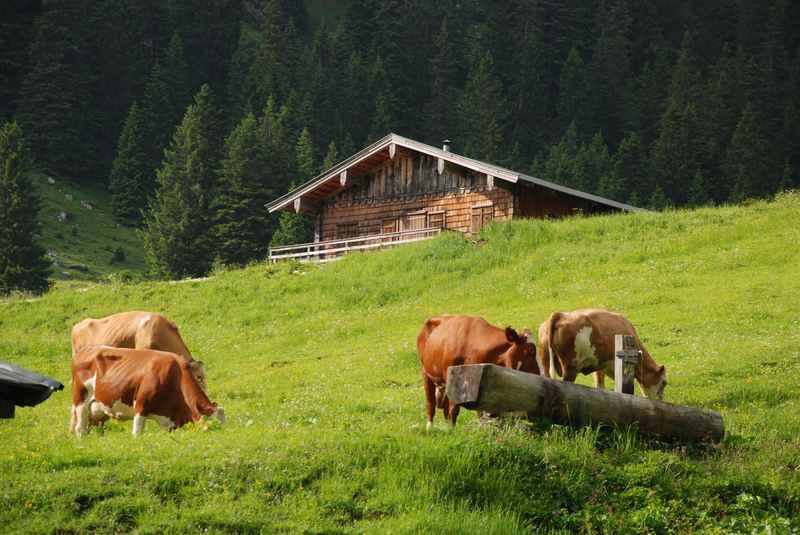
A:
[2, 192, 800, 534]
[34, 172, 146, 281]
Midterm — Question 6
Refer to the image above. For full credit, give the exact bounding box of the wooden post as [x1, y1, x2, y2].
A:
[446, 364, 724, 443]
[614, 334, 640, 395]
[0, 399, 14, 418]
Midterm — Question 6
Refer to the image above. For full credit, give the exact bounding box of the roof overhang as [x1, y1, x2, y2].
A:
[265, 133, 643, 214]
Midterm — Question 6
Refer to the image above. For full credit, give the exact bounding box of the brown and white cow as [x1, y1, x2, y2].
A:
[71, 311, 205, 385]
[70, 311, 207, 428]
[418, 315, 538, 429]
[537, 308, 667, 400]
[70, 346, 224, 437]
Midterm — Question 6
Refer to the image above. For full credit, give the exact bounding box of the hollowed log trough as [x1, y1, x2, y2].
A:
[445, 364, 724, 443]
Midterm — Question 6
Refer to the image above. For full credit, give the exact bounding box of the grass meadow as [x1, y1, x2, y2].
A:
[2, 192, 800, 533]
[34, 172, 147, 281]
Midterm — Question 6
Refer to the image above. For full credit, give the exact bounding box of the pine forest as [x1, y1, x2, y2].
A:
[2, 0, 799, 282]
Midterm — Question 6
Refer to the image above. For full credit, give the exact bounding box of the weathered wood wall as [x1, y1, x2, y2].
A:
[320, 152, 513, 240]
[514, 183, 617, 218]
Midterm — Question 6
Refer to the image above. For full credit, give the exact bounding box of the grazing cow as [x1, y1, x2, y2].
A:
[71, 346, 224, 437]
[537, 308, 667, 400]
[70, 311, 206, 428]
[418, 315, 538, 429]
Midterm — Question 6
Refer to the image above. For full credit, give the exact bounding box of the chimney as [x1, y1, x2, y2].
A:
[442, 139, 451, 152]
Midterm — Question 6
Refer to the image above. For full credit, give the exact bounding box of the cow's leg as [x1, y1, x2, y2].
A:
[132, 413, 145, 436]
[422, 372, 436, 431]
[74, 401, 91, 437]
[446, 398, 460, 428]
[563, 364, 578, 383]
[594, 371, 605, 389]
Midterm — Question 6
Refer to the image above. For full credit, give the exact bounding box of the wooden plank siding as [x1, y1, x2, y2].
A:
[514, 182, 618, 219]
[319, 151, 513, 240]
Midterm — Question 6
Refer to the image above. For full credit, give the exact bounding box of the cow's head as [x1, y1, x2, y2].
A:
[189, 359, 207, 391]
[641, 365, 667, 400]
[505, 327, 539, 374]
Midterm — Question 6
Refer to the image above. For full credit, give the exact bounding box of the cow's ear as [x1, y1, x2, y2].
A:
[505, 327, 519, 343]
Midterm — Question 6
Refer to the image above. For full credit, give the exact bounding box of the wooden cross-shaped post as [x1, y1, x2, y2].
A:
[614, 334, 641, 395]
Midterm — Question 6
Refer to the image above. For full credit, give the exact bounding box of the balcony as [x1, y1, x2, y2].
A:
[268, 227, 442, 263]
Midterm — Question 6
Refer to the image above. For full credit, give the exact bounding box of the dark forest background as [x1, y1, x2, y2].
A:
[2, 0, 799, 278]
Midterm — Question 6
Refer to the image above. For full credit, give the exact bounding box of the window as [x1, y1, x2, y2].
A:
[382, 219, 398, 235]
[337, 222, 359, 239]
[471, 204, 493, 234]
[402, 211, 427, 231]
[427, 211, 445, 229]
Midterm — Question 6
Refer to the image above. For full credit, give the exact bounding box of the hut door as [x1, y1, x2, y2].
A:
[471, 204, 494, 234]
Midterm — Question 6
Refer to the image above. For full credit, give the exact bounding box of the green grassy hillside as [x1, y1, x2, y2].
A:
[2, 192, 800, 533]
[34, 172, 147, 281]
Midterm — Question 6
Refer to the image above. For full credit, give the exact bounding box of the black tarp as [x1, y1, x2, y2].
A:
[0, 361, 63, 417]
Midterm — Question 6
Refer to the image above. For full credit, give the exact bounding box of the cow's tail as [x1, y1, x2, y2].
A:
[547, 312, 563, 378]
[417, 317, 444, 361]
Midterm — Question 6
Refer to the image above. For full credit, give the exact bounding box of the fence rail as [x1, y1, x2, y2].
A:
[268, 227, 442, 263]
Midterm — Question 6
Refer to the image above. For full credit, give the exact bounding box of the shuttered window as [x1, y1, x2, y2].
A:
[403, 211, 427, 231]
[382, 219, 398, 234]
[427, 211, 445, 229]
[337, 222, 359, 239]
[471, 204, 494, 234]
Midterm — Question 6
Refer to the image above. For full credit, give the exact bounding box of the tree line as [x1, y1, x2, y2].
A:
[1, 0, 799, 289]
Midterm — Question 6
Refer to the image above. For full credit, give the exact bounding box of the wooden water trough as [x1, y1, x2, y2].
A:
[445, 363, 724, 443]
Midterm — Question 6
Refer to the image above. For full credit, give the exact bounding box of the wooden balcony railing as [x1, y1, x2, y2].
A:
[268, 227, 442, 263]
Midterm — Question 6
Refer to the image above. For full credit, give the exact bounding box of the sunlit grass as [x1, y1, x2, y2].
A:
[2, 192, 799, 533]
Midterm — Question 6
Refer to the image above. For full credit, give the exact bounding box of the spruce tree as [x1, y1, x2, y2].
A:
[269, 127, 318, 247]
[457, 49, 508, 162]
[725, 104, 772, 202]
[213, 113, 273, 267]
[0, 122, 50, 295]
[140, 84, 222, 279]
[109, 102, 149, 223]
[16, 0, 96, 180]
[588, 0, 633, 146]
[322, 141, 340, 170]
[368, 55, 400, 141]
[607, 132, 646, 203]
[556, 47, 589, 139]
[423, 17, 460, 145]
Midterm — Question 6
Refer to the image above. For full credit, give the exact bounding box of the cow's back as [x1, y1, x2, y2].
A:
[551, 309, 641, 374]
[71, 311, 192, 359]
[93, 348, 180, 410]
[419, 315, 507, 382]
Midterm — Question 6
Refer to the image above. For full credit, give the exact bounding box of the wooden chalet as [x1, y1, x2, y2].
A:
[266, 133, 641, 262]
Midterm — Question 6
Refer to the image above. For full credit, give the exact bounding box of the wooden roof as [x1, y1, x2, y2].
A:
[266, 133, 642, 214]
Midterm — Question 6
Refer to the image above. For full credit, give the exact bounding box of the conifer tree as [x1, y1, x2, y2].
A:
[556, 47, 589, 139]
[16, 0, 96, 180]
[0, 122, 50, 295]
[140, 84, 222, 279]
[269, 127, 317, 247]
[368, 55, 400, 141]
[458, 49, 508, 162]
[322, 141, 340, 170]
[423, 17, 460, 144]
[109, 102, 149, 223]
[574, 132, 611, 194]
[687, 170, 711, 207]
[213, 113, 273, 266]
[606, 132, 646, 203]
[725, 104, 772, 201]
[588, 0, 633, 146]
[537, 122, 580, 186]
